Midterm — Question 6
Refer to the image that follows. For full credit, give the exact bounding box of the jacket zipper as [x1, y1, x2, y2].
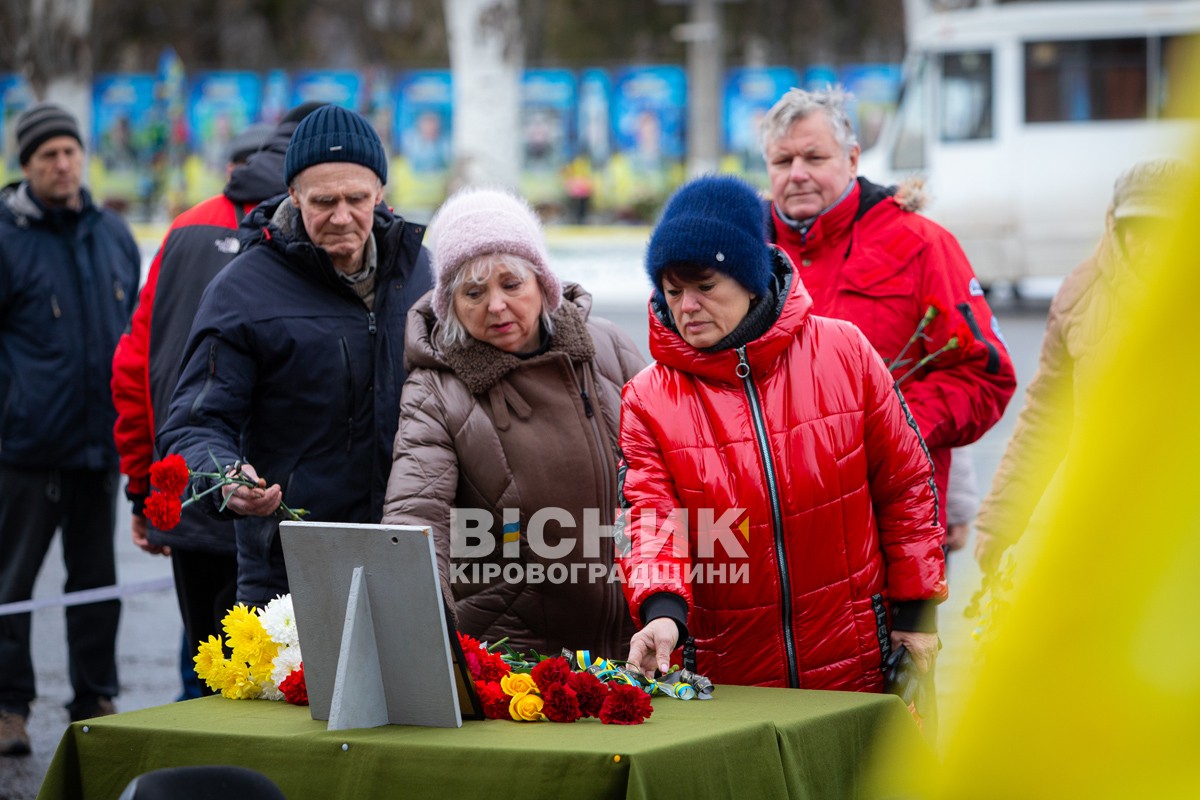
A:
[340, 338, 354, 452]
[188, 342, 218, 421]
[735, 345, 799, 688]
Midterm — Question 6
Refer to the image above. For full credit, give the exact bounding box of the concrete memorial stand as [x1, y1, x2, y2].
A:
[279, 521, 479, 731]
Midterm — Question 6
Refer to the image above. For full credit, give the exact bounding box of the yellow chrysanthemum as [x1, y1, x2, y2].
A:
[500, 672, 538, 697]
[224, 607, 267, 652]
[510, 692, 545, 722]
[248, 643, 278, 683]
[219, 661, 261, 700]
[193, 635, 227, 682]
[201, 659, 230, 693]
[221, 604, 257, 638]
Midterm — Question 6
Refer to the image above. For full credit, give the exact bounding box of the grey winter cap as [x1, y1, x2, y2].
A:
[1112, 157, 1192, 220]
[226, 123, 274, 165]
[16, 102, 83, 165]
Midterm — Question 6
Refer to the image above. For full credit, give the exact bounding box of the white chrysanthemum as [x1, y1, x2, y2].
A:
[260, 681, 284, 702]
[259, 594, 299, 648]
[271, 645, 303, 688]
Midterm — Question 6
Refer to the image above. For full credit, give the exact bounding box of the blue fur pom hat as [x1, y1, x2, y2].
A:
[646, 175, 771, 296]
[284, 104, 387, 186]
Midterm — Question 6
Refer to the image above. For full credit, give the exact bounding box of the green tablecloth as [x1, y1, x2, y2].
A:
[37, 685, 922, 799]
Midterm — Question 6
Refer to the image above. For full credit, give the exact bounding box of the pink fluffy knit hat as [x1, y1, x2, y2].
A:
[427, 186, 562, 322]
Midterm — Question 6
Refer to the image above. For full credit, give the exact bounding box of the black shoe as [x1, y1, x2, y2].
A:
[0, 711, 31, 756]
[69, 697, 116, 722]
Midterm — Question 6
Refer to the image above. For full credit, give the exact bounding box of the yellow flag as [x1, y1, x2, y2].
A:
[915, 161, 1200, 800]
[867, 65, 1200, 795]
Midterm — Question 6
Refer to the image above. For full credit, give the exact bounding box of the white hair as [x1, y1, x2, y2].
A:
[760, 86, 859, 156]
[438, 252, 555, 349]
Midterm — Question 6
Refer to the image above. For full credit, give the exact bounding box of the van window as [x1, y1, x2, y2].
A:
[891, 57, 927, 170]
[1024, 38, 1147, 122]
[1158, 35, 1200, 118]
[940, 50, 993, 140]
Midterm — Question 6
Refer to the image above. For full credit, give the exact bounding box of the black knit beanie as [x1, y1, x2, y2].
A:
[284, 104, 387, 186]
[16, 102, 83, 165]
[646, 175, 772, 297]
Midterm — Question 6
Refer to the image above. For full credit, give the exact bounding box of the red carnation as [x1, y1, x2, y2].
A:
[950, 322, 976, 353]
[463, 649, 483, 681]
[144, 493, 182, 530]
[477, 651, 511, 683]
[599, 684, 653, 725]
[922, 295, 949, 322]
[531, 657, 572, 689]
[541, 682, 583, 723]
[475, 680, 510, 720]
[459, 633, 485, 680]
[279, 664, 308, 706]
[149, 454, 190, 497]
[568, 671, 609, 718]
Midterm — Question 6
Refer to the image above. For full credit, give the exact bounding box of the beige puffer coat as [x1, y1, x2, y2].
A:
[382, 283, 645, 658]
[975, 214, 1149, 559]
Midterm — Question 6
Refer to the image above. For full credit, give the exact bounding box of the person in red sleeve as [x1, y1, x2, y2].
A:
[620, 175, 946, 694]
[760, 88, 1016, 538]
[109, 103, 322, 695]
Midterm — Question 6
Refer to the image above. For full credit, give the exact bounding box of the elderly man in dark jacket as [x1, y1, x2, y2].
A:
[157, 105, 433, 607]
[0, 103, 140, 755]
[110, 102, 323, 695]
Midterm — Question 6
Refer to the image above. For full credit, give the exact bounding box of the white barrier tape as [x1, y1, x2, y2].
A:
[0, 577, 175, 616]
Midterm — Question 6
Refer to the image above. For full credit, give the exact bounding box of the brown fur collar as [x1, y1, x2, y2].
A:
[440, 301, 596, 395]
[893, 176, 927, 213]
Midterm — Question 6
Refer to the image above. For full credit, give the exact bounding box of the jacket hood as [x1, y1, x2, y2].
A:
[223, 118, 301, 205]
[405, 282, 598, 394]
[647, 246, 813, 384]
[1, 180, 96, 227]
[856, 175, 926, 217]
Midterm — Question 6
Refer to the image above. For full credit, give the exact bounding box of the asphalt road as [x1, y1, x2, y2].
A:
[0, 296, 1052, 799]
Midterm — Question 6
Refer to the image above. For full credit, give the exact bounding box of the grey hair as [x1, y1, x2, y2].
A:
[759, 87, 859, 156]
[438, 252, 555, 349]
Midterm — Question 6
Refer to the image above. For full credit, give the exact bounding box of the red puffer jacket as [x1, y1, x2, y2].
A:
[770, 178, 1017, 533]
[617, 254, 946, 691]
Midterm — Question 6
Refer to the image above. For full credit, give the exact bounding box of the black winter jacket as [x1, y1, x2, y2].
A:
[0, 182, 139, 469]
[157, 195, 432, 604]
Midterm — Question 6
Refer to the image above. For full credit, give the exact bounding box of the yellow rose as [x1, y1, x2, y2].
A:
[509, 692, 545, 722]
[500, 672, 538, 697]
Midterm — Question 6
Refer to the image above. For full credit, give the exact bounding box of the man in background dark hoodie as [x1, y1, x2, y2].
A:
[109, 103, 324, 694]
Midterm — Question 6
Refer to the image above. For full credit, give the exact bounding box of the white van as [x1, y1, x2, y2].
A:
[858, 0, 1200, 290]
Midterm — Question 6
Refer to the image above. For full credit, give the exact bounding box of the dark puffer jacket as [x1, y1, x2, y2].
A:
[382, 285, 645, 659]
[0, 182, 139, 469]
[157, 195, 432, 604]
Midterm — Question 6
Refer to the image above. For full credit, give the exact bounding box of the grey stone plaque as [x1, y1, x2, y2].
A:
[280, 522, 469, 729]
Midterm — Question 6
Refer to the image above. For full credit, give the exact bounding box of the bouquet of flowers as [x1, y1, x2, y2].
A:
[963, 547, 1018, 650]
[193, 594, 308, 705]
[143, 454, 307, 531]
[460, 634, 712, 725]
[887, 296, 977, 386]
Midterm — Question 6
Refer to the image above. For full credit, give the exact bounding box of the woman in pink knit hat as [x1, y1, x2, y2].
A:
[382, 187, 645, 659]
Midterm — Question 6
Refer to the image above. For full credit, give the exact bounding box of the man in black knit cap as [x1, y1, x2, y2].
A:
[0, 103, 140, 755]
[111, 102, 324, 699]
[157, 105, 434, 608]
